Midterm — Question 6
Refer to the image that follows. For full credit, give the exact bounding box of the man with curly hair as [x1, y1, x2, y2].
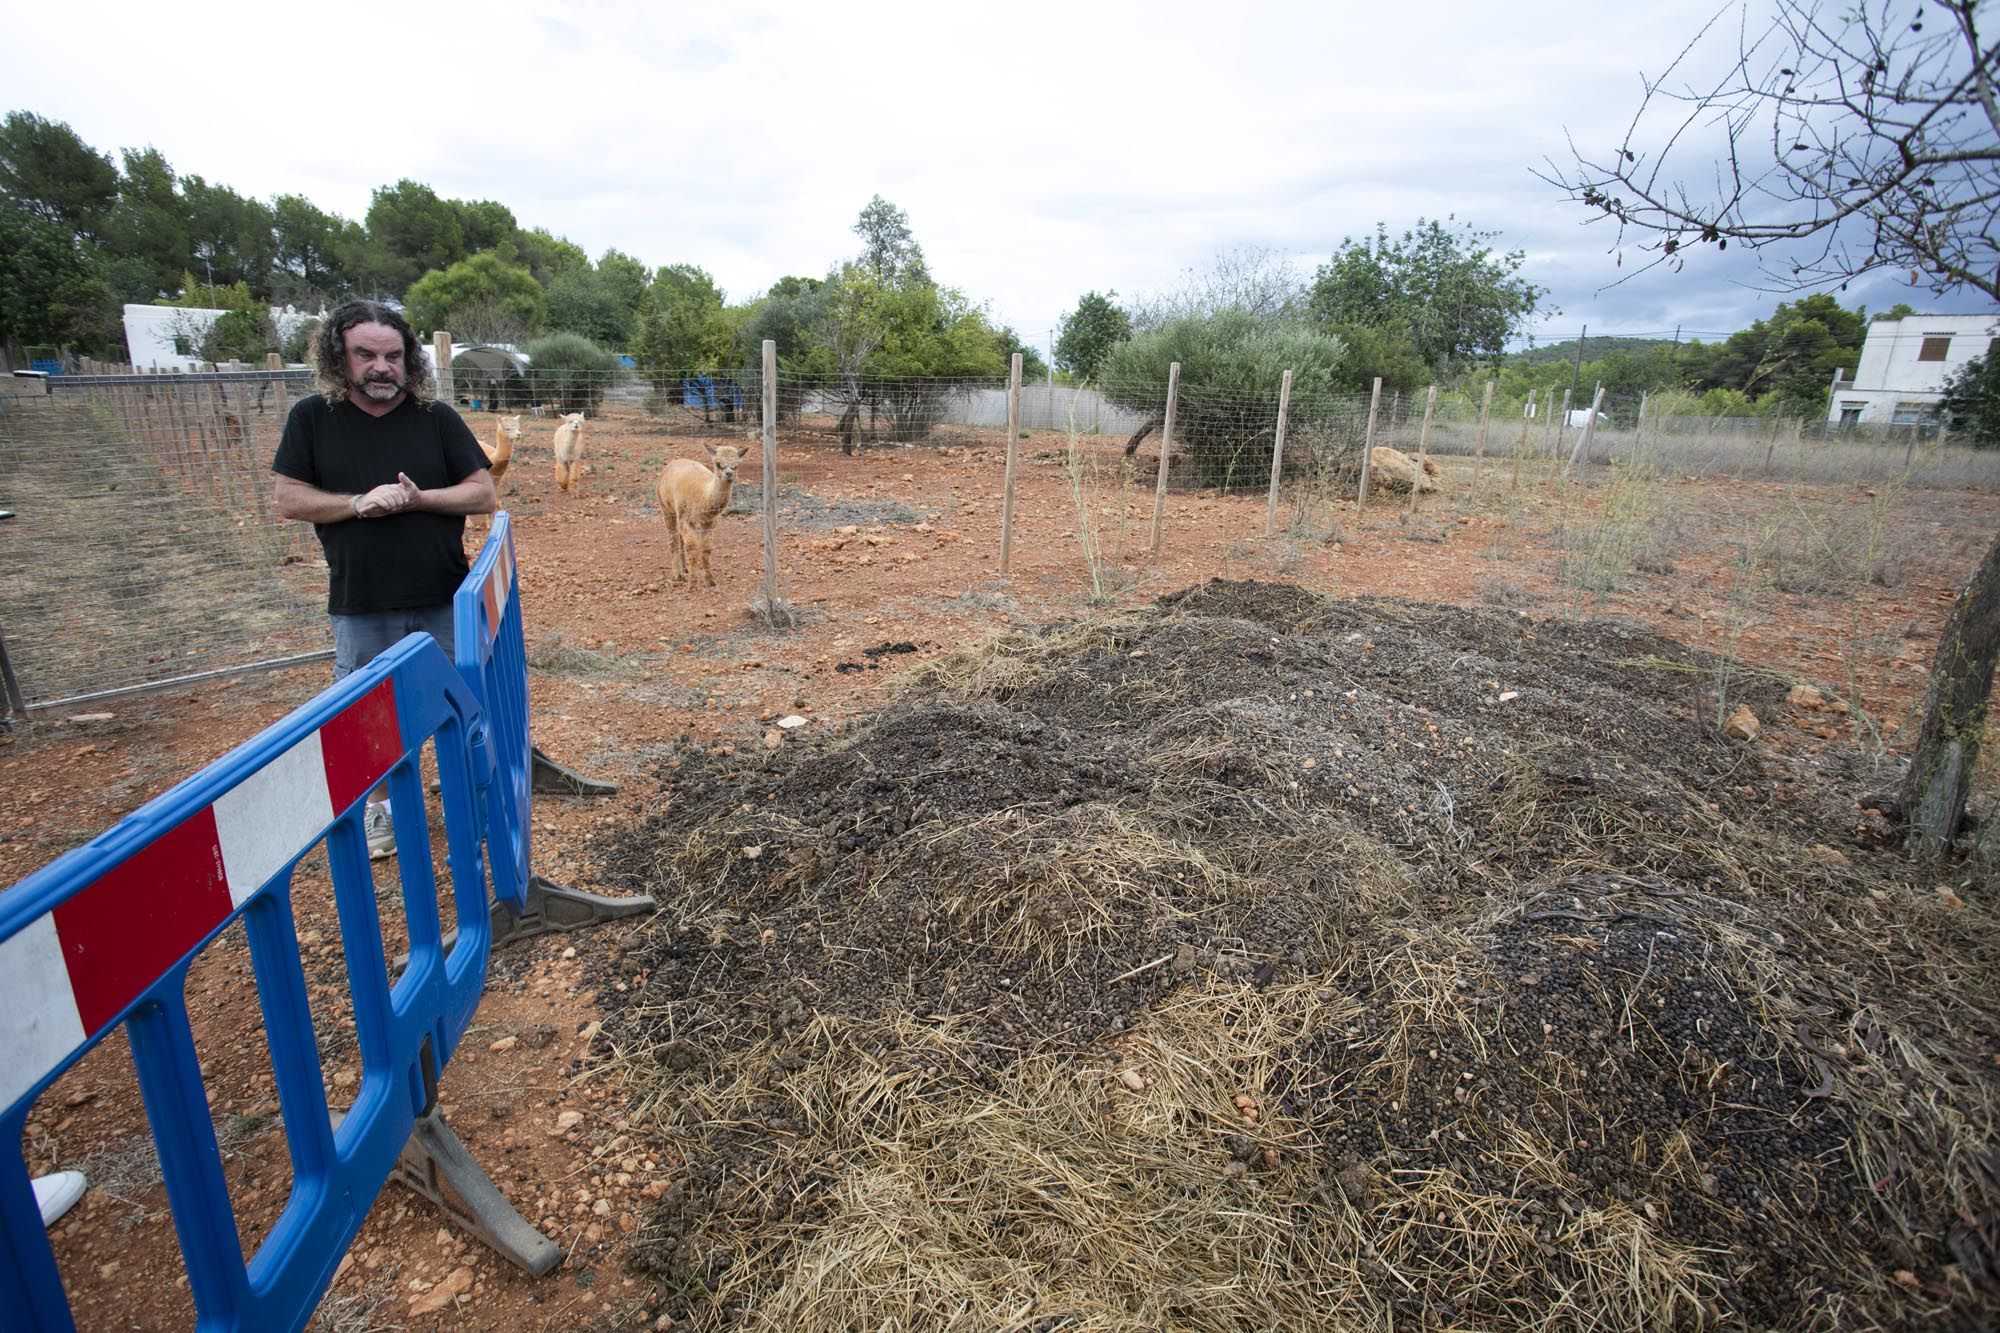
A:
[273, 300, 497, 857]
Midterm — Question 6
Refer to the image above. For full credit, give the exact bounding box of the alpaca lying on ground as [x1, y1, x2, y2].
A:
[552, 413, 587, 492]
[1367, 445, 1442, 495]
[657, 442, 746, 587]
[480, 414, 519, 481]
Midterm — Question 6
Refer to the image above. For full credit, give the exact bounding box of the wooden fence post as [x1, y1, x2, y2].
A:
[1357, 377, 1383, 504]
[1000, 353, 1023, 573]
[760, 341, 780, 608]
[1264, 369, 1293, 537]
[1550, 387, 1571, 462]
[432, 331, 453, 406]
[1566, 385, 1605, 482]
[1148, 361, 1180, 555]
[1472, 379, 1494, 485]
[1407, 385, 1438, 515]
[1513, 388, 1535, 491]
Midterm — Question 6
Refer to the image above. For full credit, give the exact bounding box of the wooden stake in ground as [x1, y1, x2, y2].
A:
[1550, 387, 1572, 466]
[432, 330, 453, 406]
[1472, 379, 1494, 485]
[1407, 385, 1438, 516]
[760, 340, 780, 608]
[1148, 361, 1180, 555]
[1763, 412, 1784, 474]
[1565, 385, 1605, 482]
[1512, 388, 1535, 491]
[1264, 369, 1293, 537]
[1000, 353, 1023, 573]
[1357, 377, 1383, 504]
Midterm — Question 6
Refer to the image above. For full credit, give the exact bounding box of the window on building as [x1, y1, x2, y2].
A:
[1838, 403, 1864, 427]
[1918, 336, 1951, 361]
[1891, 401, 1936, 425]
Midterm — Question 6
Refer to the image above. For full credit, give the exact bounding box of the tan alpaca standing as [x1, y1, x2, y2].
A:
[657, 443, 745, 587]
[480, 414, 520, 480]
[552, 413, 587, 492]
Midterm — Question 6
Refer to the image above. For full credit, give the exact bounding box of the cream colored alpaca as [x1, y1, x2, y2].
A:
[657, 443, 746, 587]
[552, 413, 587, 492]
[480, 414, 520, 481]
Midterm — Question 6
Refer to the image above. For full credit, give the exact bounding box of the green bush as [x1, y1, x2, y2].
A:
[281, 317, 319, 366]
[525, 332, 620, 415]
[1942, 354, 2000, 448]
[200, 307, 278, 363]
[1099, 310, 1348, 489]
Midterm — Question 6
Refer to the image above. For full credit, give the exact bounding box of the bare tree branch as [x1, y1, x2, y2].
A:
[1537, 0, 2000, 302]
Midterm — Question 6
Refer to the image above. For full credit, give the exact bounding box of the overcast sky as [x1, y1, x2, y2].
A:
[4, 0, 1991, 354]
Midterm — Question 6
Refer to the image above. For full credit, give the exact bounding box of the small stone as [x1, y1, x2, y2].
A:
[409, 1266, 473, 1315]
[1118, 1068, 1145, 1091]
[1723, 705, 1761, 742]
[1787, 684, 1826, 709]
[488, 1035, 517, 1052]
[552, 1110, 584, 1135]
[561, 947, 578, 961]
[776, 715, 808, 730]
[1496, 690, 1520, 703]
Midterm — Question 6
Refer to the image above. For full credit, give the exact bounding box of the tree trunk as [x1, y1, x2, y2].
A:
[1900, 525, 2000, 855]
[1123, 415, 1162, 457]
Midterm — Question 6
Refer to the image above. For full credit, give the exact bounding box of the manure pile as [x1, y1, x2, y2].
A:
[595, 579, 2000, 1331]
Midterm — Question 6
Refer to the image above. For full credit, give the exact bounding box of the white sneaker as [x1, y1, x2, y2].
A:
[364, 802, 395, 861]
[33, 1171, 86, 1227]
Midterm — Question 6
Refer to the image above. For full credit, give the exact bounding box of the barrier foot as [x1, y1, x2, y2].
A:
[531, 745, 618, 797]
[491, 875, 659, 950]
[395, 1107, 561, 1277]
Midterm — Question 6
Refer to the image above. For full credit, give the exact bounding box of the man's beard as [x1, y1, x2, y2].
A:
[359, 373, 404, 401]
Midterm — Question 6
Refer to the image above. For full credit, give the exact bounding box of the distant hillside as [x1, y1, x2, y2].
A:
[1507, 337, 1681, 367]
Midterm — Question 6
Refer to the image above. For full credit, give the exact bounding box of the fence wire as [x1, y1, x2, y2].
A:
[0, 372, 329, 710]
[2, 363, 1987, 712]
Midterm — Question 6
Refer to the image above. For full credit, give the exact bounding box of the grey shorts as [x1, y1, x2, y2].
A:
[330, 605, 457, 680]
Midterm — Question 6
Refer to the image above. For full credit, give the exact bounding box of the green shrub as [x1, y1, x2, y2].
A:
[525, 332, 620, 414]
[200, 308, 278, 363]
[1099, 310, 1348, 489]
[280, 317, 319, 365]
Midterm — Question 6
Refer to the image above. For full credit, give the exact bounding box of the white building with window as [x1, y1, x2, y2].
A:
[1827, 313, 1998, 429]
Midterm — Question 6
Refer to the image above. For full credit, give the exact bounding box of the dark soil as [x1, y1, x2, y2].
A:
[593, 578, 2000, 1330]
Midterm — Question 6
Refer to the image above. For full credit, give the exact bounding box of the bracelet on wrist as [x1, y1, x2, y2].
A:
[349, 494, 362, 517]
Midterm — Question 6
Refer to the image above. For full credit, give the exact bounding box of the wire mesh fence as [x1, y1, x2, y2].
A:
[4, 362, 1994, 713]
[0, 372, 329, 710]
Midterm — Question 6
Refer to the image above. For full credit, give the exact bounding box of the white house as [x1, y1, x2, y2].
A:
[121, 303, 325, 372]
[1827, 313, 1998, 428]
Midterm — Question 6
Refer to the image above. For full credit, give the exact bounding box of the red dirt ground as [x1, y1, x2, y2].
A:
[4, 410, 1995, 1330]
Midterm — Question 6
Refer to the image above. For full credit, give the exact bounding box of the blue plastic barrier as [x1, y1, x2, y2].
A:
[455, 511, 532, 916]
[0, 635, 500, 1332]
[453, 513, 651, 946]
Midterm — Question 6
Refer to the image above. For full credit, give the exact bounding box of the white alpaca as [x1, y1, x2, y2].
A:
[551, 413, 587, 493]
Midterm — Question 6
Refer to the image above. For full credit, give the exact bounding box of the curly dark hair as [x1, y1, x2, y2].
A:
[310, 300, 434, 406]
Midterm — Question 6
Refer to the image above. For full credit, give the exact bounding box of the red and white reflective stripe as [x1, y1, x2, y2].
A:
[480, 535, 513, 639]
[0, 678, 401, 1115]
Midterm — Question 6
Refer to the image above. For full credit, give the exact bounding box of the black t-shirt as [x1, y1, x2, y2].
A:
[272, 394, 490, 615]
